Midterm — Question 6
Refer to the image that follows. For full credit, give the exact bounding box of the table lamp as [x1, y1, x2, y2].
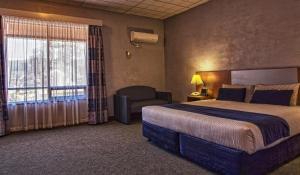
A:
[190, 74, 203, 96]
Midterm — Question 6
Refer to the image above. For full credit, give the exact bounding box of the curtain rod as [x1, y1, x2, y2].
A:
[0, 8, 103, 26]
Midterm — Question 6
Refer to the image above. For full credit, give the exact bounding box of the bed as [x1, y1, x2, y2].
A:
[142, 67, 300, 175]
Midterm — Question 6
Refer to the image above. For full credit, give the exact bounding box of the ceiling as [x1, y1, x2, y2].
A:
[44, 0, 210, 19]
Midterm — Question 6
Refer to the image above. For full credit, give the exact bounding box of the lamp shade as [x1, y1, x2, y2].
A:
[191, 74, 203, 85]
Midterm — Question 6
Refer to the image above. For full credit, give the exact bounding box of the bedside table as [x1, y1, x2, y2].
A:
[187, 95, 214, 102]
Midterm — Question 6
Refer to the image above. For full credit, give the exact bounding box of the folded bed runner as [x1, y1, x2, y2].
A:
[163, 103, 289, 145]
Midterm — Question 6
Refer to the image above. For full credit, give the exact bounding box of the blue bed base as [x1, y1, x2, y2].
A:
[143, 121, 300, 175]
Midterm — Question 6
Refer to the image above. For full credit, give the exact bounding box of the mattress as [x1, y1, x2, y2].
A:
[142, 100, 300, 154]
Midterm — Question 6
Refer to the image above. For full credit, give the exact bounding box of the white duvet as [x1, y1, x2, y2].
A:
[142, 100, 300, 154]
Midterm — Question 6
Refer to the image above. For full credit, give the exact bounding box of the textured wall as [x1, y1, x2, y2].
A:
[165, 0, 300, 102]
[0, 0, 165, 115]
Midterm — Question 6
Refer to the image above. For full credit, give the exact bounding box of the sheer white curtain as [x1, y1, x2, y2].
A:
[3, 16, 88, 132]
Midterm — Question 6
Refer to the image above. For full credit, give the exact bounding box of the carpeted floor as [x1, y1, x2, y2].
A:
[0, 121, 299, 175]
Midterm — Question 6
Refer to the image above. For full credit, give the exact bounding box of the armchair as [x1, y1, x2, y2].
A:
[114, 86, 172, 124]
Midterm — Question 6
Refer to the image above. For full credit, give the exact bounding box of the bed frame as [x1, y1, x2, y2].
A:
[143, 121, 300, 175]
[142, 67, 300, 175]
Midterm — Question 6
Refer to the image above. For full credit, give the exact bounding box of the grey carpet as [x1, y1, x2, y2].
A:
[0, 121, 299, 175]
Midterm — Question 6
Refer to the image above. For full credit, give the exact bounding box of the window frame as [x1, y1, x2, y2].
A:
[6, 36, 88, 103]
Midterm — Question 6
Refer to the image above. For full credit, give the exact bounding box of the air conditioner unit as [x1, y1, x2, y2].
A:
[130, 31, 158, 44]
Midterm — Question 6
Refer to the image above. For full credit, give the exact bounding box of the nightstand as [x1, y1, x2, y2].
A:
[187, 95, 214, 102]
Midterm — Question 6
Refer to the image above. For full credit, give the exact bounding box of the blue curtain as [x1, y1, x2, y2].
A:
[0, 16, 8, 136]
[87, 25, 108, 124]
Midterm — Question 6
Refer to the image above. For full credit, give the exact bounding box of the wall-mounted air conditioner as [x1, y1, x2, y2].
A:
[130, 31, 159, 46]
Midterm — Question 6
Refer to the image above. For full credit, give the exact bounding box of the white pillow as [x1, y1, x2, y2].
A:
[222, 84, 255, 103]
[254, 83, 300, 106]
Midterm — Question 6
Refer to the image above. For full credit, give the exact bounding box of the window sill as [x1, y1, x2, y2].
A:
[8, 96, 87, 105]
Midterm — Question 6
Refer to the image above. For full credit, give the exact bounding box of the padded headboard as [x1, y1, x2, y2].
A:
[197, 67, 300, 100]
[231, 68, 299, 85]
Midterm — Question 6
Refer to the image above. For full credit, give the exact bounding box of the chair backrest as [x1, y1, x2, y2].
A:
[117, 86, 156, 101]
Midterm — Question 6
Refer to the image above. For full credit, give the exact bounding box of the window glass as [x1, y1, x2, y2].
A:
[4, 16, 88, 103]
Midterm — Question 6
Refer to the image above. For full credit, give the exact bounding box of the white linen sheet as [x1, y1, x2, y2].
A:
[142, 100, 300, 154]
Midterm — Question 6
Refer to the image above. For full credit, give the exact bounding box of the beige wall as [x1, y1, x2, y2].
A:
[0, 0, 165, 115]
[2, 0, 299, 111]
[164, 0, 300, 102]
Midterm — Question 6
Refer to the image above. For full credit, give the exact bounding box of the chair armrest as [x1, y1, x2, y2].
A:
[156, 91, 172, 103]
[114, 94, 131, 124]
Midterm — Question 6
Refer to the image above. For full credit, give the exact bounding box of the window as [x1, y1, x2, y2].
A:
[7, 37, 48, 102]
[3, 16, 88, 103]
[49, 40, 87, 99]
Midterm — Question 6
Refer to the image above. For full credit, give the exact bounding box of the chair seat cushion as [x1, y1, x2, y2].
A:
[131, 99, 168, 113]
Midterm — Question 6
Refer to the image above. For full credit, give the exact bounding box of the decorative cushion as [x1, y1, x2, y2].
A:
[117, 86, 156, 101]
[217, 88, 246, 102]
[254, 83, 300, 106]
[131, 99, 168, 113]
[250, 90, 294, 106]
[222, 84, 254, 103]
